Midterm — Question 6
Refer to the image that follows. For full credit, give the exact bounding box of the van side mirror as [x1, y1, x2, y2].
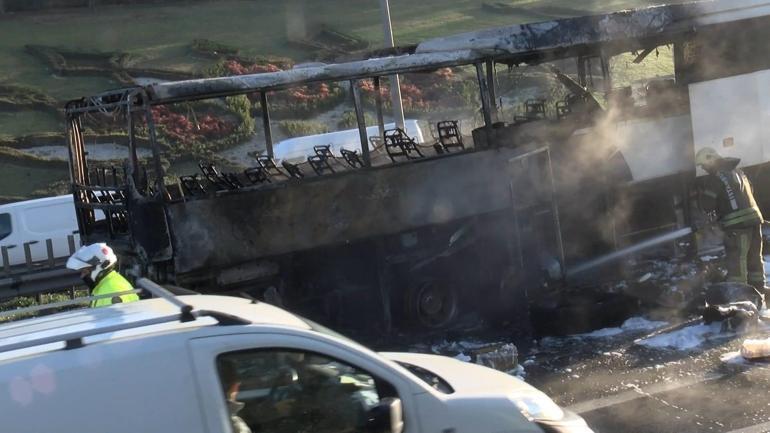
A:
[365, 397, 404, 433]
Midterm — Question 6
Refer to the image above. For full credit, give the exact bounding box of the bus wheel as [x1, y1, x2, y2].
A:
[407, 280, 458, 329]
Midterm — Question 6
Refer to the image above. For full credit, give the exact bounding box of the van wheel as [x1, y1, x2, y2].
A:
[407, 280, 458, 329]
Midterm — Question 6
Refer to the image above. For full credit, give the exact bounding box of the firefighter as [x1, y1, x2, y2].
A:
[66, 243, 140, 307]
[696, 147, 767, 296]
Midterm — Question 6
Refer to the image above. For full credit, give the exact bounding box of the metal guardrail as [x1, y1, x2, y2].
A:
[0, 268, 83, 301]
[0, 278, 250, 355]
[0, 233, 83, 298]
[1, 234, 79, 275]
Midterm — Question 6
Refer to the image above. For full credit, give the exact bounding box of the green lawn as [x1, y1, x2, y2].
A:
[0, 110, 62, 136]
[610, 45, 675, 89]
[0, 163, 68, 196]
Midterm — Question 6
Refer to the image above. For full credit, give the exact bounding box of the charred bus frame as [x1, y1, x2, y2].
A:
[66, 0, 770, 336]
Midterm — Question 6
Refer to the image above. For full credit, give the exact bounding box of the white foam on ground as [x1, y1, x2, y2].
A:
[579, 327, 624, 338]
[574, 317, 668, 338]
[721, 350, 770, 367]
[637, 322, 722, 350]
[622, 317, 669, 331]
[512, 364, 526, 379]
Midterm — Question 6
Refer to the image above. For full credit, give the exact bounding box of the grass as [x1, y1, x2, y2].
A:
[0, 83, 57, 106]
[279, 120, 330, 138]
[0, 163, 69, 196]
[610, 45, 675, 89]
[0, 110, 62, 136]
[0, 290, 90, 321]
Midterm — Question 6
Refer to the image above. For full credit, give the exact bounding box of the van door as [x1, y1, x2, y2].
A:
[0, 196, 80, 267]
[19, 197, 79, 263]
[188, 332, 421, 433]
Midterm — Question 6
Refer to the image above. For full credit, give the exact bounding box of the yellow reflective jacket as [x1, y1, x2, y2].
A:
[91, 270, 139, 308]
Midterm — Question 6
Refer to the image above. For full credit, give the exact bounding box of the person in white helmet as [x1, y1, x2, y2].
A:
[66, 243, 139, 308]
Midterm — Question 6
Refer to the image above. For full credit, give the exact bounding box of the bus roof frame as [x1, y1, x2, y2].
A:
[134, 0, 770, 105]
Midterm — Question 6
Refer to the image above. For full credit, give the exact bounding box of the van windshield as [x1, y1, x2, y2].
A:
[301, 317, 359, 346]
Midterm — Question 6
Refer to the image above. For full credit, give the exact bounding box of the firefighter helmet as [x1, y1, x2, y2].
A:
[66, 243, 118, 283]
[695, 147, 722, 168]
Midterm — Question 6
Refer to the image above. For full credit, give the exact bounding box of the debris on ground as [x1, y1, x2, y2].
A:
[430, 340, 520, 375]
[511, 364, 527, 380]
[740, 338, 770, 360]
[703, 301, 759, 333]
[623, 258, 705, 309]
[705, 282, 764, 308]
[474, 343, 518, 372]
[699, 282, 762, 333]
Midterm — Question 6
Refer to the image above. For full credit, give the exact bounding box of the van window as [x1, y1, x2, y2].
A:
[0, 213, 11, 241]
[216, 349, 398, 433]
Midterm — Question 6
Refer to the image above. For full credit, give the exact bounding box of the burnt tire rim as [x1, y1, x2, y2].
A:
[414, 281, 458, 329]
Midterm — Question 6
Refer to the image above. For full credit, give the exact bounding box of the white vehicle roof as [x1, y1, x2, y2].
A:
[0, 294, 311, 363]
[0, 194, 72, 212]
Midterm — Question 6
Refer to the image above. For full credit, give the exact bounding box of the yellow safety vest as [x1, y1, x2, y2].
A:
[91, 270, 140, 308]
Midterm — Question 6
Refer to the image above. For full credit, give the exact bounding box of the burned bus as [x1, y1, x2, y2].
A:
[66, 0, 770, 338]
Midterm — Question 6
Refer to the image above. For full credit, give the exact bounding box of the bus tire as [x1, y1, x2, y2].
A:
[406, 279, 459, 329]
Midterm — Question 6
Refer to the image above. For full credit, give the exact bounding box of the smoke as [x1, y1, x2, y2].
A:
[547, 41, 695, 267]
[473, 31, 741, 282]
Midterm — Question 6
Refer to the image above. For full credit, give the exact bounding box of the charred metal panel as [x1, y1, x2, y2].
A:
[416, 0, 770, 55]
[128, 198, 172, 263]
[166, 148, 525, 275]
[148, 50, 477, 103]
[472, 119, 633, 268]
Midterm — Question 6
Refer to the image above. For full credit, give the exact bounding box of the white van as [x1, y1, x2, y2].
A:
[0, 194, 80, 267]
[0, 281, 592, 433]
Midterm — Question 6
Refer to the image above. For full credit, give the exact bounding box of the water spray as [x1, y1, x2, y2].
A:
[565, 227, 694, 279]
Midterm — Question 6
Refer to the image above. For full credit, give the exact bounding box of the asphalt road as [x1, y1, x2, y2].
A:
[524, 321, 770, 433]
